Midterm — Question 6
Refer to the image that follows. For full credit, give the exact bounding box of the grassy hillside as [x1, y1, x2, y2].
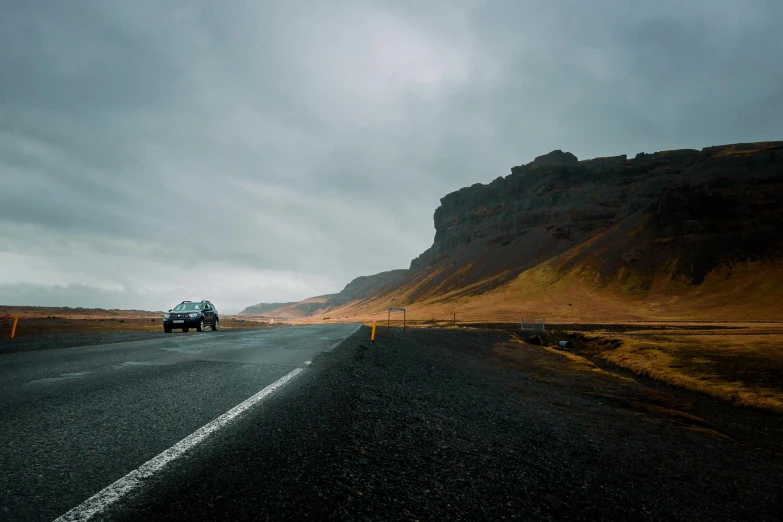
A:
[323, 231, 783, 324]
[259, 141, 783, 325]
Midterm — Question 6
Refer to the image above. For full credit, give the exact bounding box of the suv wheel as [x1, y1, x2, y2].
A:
[183, 327, 189, 333]
[196, 320, 204, 332]
[211, 318, 219, 331]
[164, 326, 172, 333]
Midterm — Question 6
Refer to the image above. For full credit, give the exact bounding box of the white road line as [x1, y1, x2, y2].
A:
[54, 361, 312, 522]
[344, 324, 362, 344]
[54, 324, 361, 522]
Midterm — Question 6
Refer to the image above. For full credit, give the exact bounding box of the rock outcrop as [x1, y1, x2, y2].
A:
[242, 140, 783, 321]
[409, 142, 783, 290]
[526, 149, 579, 169]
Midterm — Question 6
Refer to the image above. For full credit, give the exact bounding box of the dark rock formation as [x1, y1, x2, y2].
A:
[408, 142, 783, 294]
[527, 149, 579, 169]
[244, 141, 783, 316]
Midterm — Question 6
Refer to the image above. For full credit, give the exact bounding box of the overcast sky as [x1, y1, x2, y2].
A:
[1, 1, 781, 313]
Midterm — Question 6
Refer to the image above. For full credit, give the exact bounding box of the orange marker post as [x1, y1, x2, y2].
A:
[371, 321, 376, 343]
[10, 316, 18, 339]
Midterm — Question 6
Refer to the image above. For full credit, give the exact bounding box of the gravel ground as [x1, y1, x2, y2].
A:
[105, 327, 783, 521]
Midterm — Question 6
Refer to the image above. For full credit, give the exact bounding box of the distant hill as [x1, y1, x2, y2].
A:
[243, 141, 783, 323]
[237, 295, 336, 320]
[238, 269, 407, 319]
[0, 305, 162, 319]
[239, 302, 299, 316]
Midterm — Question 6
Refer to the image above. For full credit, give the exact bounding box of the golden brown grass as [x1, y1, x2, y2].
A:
[506, 335, 638, 383]
[0, 305, 161, 320]
[0, 315, 275, 338]
[570, 325, 783, 412]
[324, 255, 783, 325]
[714, 142, 781, 157]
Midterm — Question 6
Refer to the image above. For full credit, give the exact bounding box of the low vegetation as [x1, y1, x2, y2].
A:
[0, 314, 276, 339]
[567, 325, 783, 412]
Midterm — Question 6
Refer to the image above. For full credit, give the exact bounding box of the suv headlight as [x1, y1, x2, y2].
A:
[164, 313, 170, 319]
[188, 312, 199, 318]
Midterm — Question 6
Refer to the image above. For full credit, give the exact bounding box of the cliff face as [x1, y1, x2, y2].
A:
[243, 140, 783, 322]
[408, 142, 783, 292]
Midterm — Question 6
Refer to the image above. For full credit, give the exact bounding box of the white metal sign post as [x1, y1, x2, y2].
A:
[521, 317, 546, 331]
[388, 307, 406, 333]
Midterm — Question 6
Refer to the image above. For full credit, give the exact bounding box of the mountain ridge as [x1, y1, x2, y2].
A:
[242, 141, 783, 322]
[239, 269, 407, 319]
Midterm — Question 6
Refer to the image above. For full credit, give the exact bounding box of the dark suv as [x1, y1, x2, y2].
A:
[163, 300, 219, 333]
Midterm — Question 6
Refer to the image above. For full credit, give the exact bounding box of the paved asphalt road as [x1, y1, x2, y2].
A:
[0, 324, 360, 522]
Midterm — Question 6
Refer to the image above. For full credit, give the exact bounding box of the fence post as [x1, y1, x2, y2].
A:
[542, 317, 545, 331]
[521, 317, 524, 330]
[10, 316, 18, 339]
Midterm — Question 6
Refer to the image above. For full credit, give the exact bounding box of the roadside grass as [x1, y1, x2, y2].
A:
[301, 317, 783, 413]
[538, 342, 637, 383]
[569, 327, 783, 412]
[0, 316, 277, 338]
[502, 334, 638, 384]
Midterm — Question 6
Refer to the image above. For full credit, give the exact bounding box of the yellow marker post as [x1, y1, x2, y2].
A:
[371, 321, 376, 343]
[10, 316, 18, 339]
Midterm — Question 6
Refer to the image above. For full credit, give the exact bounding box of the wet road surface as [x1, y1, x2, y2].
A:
[0, 324, 359, 521]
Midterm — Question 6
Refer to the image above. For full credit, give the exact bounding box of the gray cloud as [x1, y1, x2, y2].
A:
[1, 0, 781, 311]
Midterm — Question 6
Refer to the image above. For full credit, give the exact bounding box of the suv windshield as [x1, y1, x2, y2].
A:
[173, 303, 203, 311]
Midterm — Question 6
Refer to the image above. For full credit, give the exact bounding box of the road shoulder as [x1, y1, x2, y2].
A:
[105, 327, 783, 521]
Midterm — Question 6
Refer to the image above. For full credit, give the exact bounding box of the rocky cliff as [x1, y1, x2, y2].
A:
[407, 142, 783, 293]
[243, 140, 783, 322]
